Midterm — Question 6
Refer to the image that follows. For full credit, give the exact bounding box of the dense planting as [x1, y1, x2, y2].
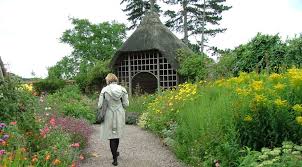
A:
[135, 68, 302, 166]
[0, 79, 93, 166]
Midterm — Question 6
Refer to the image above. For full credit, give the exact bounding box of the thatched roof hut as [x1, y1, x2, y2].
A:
[111, 11, 191, 95]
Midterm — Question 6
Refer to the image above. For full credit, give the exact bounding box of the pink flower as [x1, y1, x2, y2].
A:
[40, 127, 50, 138]
[49, 118, 56, 126]
[71, 143, 80, 148]
[0, 150, 5, 155]
[9, 121, 17, 125]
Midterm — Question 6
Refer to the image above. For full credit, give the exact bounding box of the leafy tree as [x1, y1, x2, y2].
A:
[164, 0, 231, 51]
[121, 0, 161, 29]
[227, 33, 286, 75]
[75, 60, 111, 92]
[285, 34, 302, 68]
[177, 49, 214, 81]
[51, 18, 125, 79]
[48, 56, 78, 80]
[0, 56, 7, 81]
[61, 18, 126, 62]
[212, 49, 236, 78]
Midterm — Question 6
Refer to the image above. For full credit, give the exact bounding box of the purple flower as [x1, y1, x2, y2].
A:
[0, 150, 5, 155]
[0, 123, 5, 129]
[0, 139, 4, 143]
[55, 116, 93, 146]
[2, 134, 9, 140]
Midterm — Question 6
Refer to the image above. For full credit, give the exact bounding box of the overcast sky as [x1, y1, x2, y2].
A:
[0, 0, 302, 78]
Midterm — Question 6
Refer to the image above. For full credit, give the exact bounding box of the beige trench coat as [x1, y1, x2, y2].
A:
[98, 83, 129, 140]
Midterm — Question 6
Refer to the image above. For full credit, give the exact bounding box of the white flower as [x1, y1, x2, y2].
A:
[44, 107, 52, 111]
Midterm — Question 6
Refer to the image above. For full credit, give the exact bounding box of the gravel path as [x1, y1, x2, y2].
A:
[80, 125, 186, 167]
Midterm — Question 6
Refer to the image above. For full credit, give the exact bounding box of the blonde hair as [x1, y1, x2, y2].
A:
[105, 73, 118, 85]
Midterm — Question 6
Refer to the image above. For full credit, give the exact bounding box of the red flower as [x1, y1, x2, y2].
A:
[9, 121, 17, 125]
[71, 143, 80, 148]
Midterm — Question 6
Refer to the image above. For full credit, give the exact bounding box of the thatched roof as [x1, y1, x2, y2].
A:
[110, 11, 190, 69]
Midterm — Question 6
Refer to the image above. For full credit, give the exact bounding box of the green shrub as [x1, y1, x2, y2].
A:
[177, 49, 213, 82]
[33, 78, 66, 95]
[0, 78, 38, 123]
[239, 141, 302, 167]
[127, 95, 155, 113]
[46, 85, 95, 123]
[172, 86, 239, 166]
[75, 60, 110, 93]
[137, 68, 302, 166]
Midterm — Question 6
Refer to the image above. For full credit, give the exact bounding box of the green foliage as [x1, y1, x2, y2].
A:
[172, 87, 239, 166]
[46, 85, 95, 123]
[0, 76, 90, 166]
[61, 18, 126, 62]
[121, 0, 161, 29]
[232, 71, 302, 150]
[136, 68, 302, 166]
[0, 78, 37, 122]
[0, 114, 81, 166]
[212, 34, 302, 78]
[164, 0, 231, 46]
[285, 34, 302, 68]
[127, 95, 155, 113]
[239, 142, 302, 167]
[49, 18, 125, 92]
[47, 56, 78, 80]
[212, 50, 236, 78]
[236, 33, 286, 74]
[177, 49, 213, 81]
[33, 78, 66, 95]
[75, 60, 111, 92]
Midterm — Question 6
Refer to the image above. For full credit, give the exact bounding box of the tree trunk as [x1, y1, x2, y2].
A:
[200, 0, 206, 53]
[182, 0, 189, 45]
[0, 65, 3, 81]
[150, 0, 155, 12]
[0, 56, 6, 81]
[265, 52, 270, 74]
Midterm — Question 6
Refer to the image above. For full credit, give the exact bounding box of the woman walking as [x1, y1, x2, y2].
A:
[98, 73, 129, 166]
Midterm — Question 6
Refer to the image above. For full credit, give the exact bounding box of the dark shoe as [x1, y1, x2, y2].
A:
[112, 159, 118, 166]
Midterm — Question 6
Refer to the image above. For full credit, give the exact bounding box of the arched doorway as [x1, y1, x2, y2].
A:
[131, 72, 158, 94]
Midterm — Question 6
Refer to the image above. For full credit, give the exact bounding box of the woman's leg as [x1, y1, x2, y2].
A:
[116, 139, 119, 155]
[109, 139, 119, 166]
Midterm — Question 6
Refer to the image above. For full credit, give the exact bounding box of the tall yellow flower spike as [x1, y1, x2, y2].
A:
[274, 98, 287, 107]
[293, 104, 302, 112]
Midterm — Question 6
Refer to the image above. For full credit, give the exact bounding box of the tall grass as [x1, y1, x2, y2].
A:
[127, 95, 155, 113]
[174, 86, 240, 166]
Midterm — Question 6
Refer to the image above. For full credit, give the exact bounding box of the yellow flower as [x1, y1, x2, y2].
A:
[251, 80, 263, 91]
[254, 94, 266, 103]
[287, 68, 302, 87]
[244, 115, 253, 122]
[269, 73, 282, 80]
[296, 116, 302, 125]
[292, 104, 302, 112]
[236, 88, 249, 96]
[274, 98, 287, 107]
[273, 83, 285, 90]
[215, 79, 225, 86]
